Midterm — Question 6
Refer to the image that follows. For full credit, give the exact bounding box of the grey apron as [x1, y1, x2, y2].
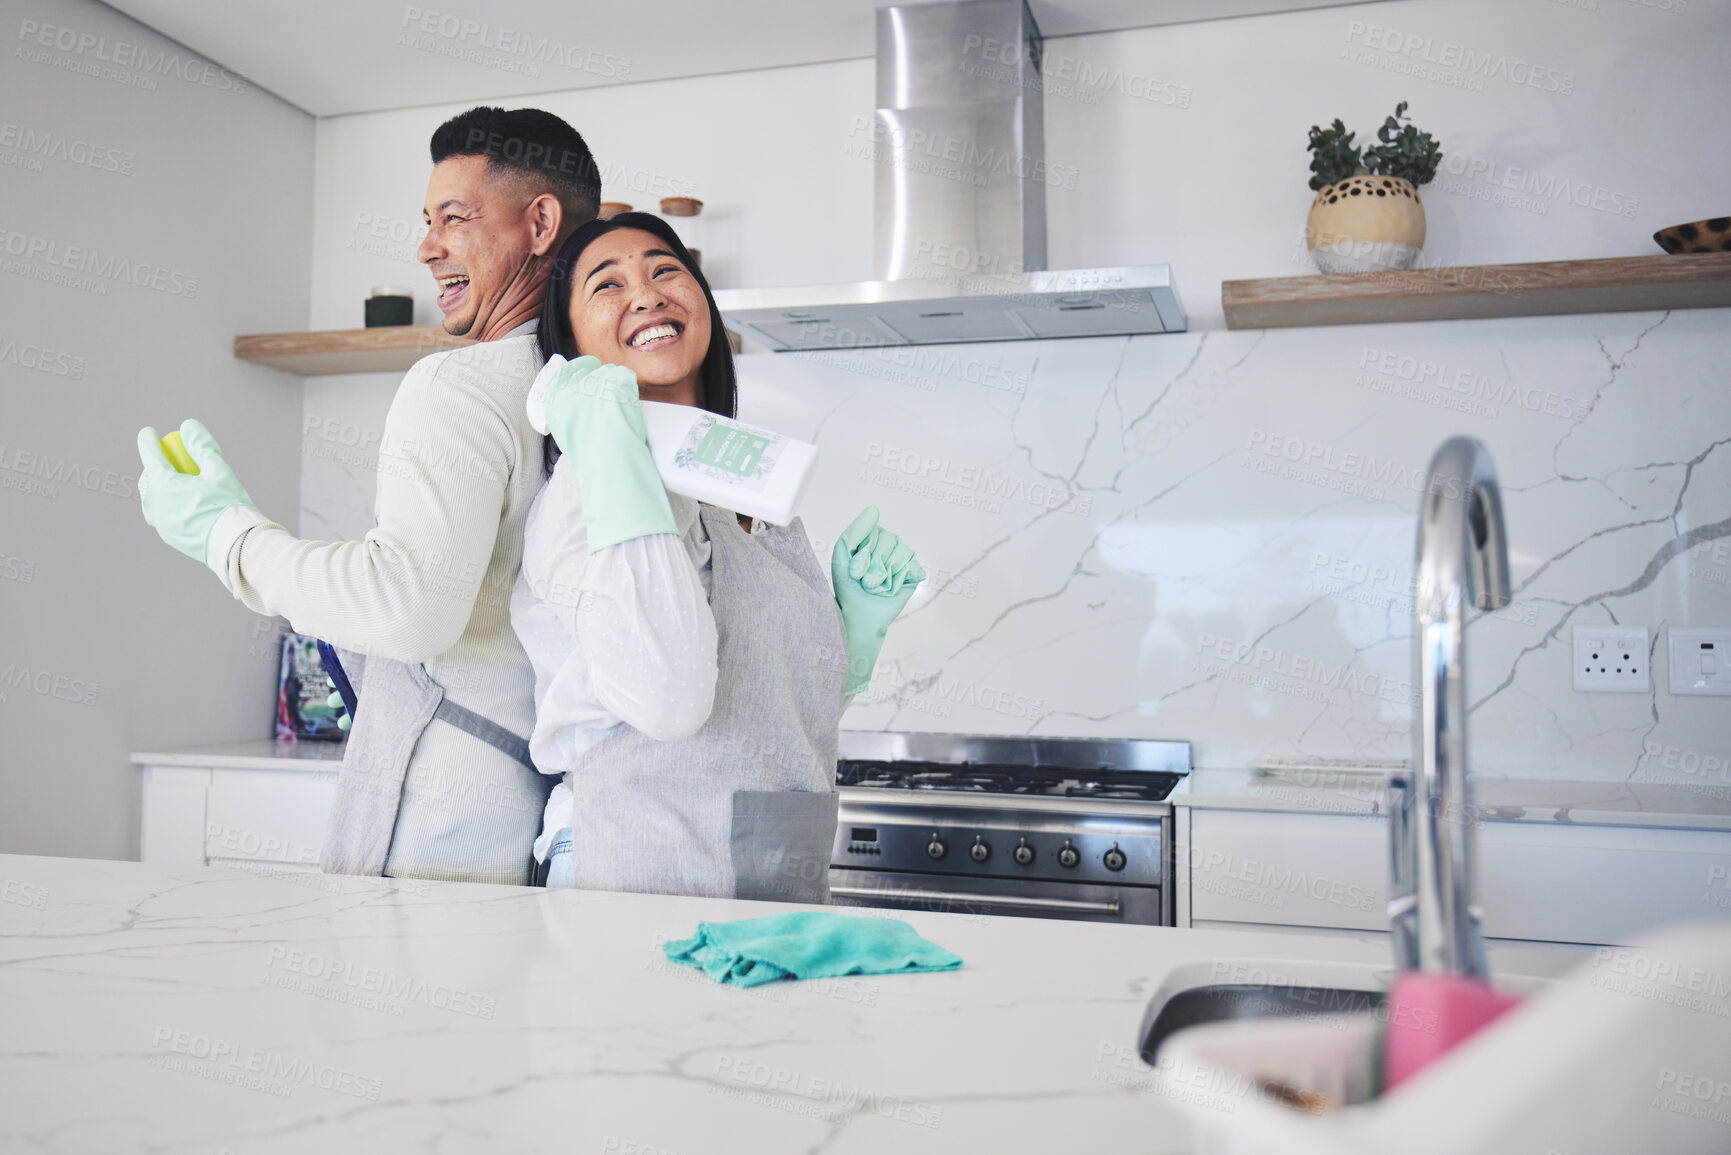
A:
[320, 653, 543, 879]
[561, 505, 849, 902]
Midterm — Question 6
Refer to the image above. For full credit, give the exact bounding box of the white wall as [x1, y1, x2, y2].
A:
[301, 0, 1731, 788]
[0, 0, 313, 858]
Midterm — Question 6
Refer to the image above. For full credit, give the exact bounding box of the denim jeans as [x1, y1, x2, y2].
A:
[544, 827, 574, 890]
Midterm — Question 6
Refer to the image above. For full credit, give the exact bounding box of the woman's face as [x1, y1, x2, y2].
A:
[567, 228, 711, 407]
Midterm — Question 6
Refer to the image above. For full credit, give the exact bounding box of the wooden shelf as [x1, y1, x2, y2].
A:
[234, 325, 473, 374]
[235, 324, 746, 374]
[1221, 252, 1731, 330]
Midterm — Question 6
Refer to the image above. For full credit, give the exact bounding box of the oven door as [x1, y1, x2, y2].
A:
[827, 867, 1166, 925]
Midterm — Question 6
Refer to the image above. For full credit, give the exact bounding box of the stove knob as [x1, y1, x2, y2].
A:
[1057, 842, 1080, 869]
[925, 835, 947, 860]
[1103, 844, 1127, 872]
[1013, 839, 1035, 866]
[969, 837, 991, 863]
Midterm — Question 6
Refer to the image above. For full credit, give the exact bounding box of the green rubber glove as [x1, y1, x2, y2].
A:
[831, 506, 925, 695]
[326, 681, 352, 732]
[136, 419, 259, 567]
[540, 355, 676, 552]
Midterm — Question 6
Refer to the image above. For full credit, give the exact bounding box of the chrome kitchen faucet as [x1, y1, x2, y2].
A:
[1389, 436, 1511, 978]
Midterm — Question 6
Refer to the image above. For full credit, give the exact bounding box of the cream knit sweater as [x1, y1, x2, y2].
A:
[208, 325, 550, 879]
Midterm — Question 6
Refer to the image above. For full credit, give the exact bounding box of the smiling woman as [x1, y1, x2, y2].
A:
[571, 227, 711, 403]
[510, 212, 926, 901]
[537, 211, 735, 427]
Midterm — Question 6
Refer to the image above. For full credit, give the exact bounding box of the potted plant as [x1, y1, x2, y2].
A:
[1305, 102, 1442, 274]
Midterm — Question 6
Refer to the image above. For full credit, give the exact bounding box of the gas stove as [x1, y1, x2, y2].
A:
[829, 732, 1190, 925]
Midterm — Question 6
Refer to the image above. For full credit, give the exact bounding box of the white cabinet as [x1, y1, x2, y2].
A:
[136, 743, 340, 870]
[1184, 807, 1731, 948]
[205, 768, 334, 868]
[1188, 809, 1388, 932]
[138, 766, 211, 865]
[1477, 822, 1731, 945]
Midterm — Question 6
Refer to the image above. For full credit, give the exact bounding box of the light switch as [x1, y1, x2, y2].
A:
[1668, 628, 1731, 697]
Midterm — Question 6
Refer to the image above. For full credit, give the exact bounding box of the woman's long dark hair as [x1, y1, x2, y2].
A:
[537, 211, 735, 470]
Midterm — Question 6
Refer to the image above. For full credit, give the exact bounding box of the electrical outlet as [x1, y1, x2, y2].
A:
[1572, 625, 1650, 693]
[1668, 628, 1731, 696]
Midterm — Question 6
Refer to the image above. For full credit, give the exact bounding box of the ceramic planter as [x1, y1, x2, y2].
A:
[1305, 175, 1426, 274]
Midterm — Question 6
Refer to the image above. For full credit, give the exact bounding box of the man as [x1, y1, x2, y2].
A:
[136, 107, 600, 884]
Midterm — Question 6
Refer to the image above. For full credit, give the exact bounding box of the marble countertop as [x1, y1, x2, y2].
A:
[1176, 767, 1731, 831]
[0, 853, 1586, 1154]
[132, 738, 348, 770]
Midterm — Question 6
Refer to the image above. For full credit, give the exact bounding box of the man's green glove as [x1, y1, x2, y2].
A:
[831, 506, 925, 695]
[530, 353, 676, 551]
[326, 680, 352, 732]
[136, 419, 259, 569]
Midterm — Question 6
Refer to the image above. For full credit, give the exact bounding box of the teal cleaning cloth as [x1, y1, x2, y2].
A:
[662, 911, 963, 988]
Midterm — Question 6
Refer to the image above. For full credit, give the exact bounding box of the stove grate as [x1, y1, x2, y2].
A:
[837, 761, 1183, 802]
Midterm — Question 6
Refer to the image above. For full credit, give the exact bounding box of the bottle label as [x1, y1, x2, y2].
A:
[675, 416, 784, 492]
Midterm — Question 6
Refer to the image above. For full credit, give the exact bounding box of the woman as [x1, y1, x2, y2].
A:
[510, 212, 923, 900]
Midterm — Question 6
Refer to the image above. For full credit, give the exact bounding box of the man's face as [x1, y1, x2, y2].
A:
[417, 155, 541, 338]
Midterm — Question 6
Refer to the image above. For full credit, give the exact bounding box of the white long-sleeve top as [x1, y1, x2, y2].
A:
[510, 457, 722, 861]
[212, 323, 548, 742]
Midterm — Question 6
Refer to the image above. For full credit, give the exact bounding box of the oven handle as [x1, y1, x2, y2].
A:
[828, 884, 1122, 918]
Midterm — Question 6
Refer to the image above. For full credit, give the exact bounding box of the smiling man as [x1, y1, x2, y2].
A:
[136, 107, 601, 885]
[419, 112, 585, 341]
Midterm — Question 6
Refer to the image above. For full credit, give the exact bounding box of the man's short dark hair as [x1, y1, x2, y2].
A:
[430, 107, 602, 225]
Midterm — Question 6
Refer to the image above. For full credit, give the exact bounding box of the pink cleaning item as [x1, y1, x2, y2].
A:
[1382, 971, 1523, 1092]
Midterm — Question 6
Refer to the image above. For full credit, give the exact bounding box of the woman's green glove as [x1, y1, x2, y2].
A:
[533, 354, 676, 552]
[136, 419, 259, 567]
[831, 506, 925, 695]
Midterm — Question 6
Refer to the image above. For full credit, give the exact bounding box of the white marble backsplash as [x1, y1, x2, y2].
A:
[302, 311, 1730, 785]
[726, 309, 1731, 785]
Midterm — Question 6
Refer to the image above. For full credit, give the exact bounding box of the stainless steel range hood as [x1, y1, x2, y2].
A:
[713, 0, 1185, 352]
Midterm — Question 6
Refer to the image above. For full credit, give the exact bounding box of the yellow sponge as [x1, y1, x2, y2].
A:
[160, 430, 200, 475]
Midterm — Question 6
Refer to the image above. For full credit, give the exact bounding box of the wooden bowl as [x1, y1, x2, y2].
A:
[1654, 217, 1731, 254]
[598, 201, 633, 220]
[660, 196, 703, 217]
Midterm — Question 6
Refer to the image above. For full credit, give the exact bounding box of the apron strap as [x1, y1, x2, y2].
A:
[433, 697, 536, 772]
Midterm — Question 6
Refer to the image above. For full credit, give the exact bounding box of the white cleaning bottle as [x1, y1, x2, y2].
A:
[526, 354, 818, 526]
